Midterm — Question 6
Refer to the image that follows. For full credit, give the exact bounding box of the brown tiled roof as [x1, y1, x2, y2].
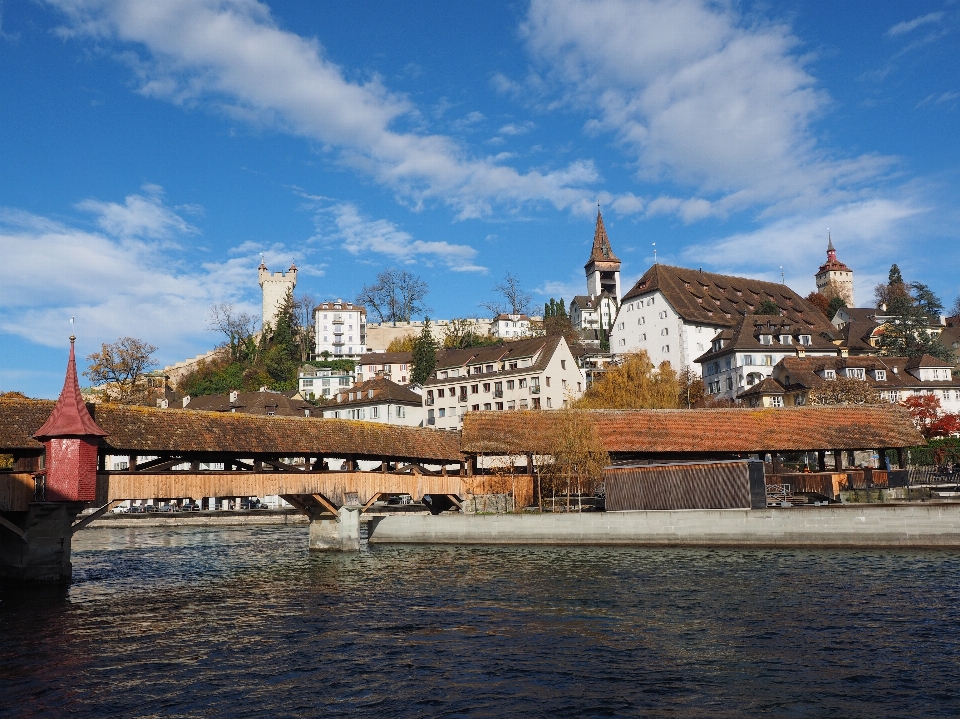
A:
[461, 406, 923, 454]
[777, 356, 960, 390]
[738, 377, 786, 398]
[330, 377, 422, 408]
[622, 264, 831, 330]
[315, 300, 365, 312]
[359, 351, 413, 366]
[185, 391, 314, 416]
[0, 398, 462, 461]
[585, 210, 620, 265]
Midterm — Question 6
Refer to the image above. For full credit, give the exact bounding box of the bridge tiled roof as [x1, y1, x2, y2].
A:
[460, 406, 923, 455]
[0, 398, 462, 462]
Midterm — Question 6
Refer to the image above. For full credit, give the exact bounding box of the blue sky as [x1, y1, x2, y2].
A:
[2, 0, 959, 398]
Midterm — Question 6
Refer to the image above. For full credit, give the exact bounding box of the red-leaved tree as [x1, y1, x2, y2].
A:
[901, 395, 960, 439]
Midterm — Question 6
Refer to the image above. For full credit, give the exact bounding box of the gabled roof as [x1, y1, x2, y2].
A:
[359, 351, 413, 365]
[775, 356, 960, 390]
[330, 377, 422, 408]
[426, 335, 566, 385]
[904, 354, 954, 370]
[738, 377, 786, 397]
[835, 307, 877, 324]
[694, 315, 840, 364]
[33, 338, 108, 440]
[585, 210, 619, 266]
[315, 300, 365, 312]
[622, 264, 830, 330]
[461, 406, 923, 454]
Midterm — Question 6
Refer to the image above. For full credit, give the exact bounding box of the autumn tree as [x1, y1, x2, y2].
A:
[387, 334, 417, 353]
[410, 318, 438, 385]
[208, 303, 259, 362]
[357, 269, 430, 324]
[901, 394, 960, 440]
[481, 272, 532, 317]
[807, 377, 883, 406]
[575, 351, 682, 409]
[442, 318, 501, 349]
[84, 337, 159, 404]
[538, 409, 609, 511]
[806, 291, 831, 319]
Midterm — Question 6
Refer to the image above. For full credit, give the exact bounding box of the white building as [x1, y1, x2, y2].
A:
[297, 364, 356, 400]
[609, 265, 833, 376]
[313, 300, 366, 359]
[258, 261, 297, 331]
[365, 318, 491, 351]
[357, 351, 412, 384]
[322, 377, 424, 427]
[695, 316, 848, 401]
[491, 314, 533, 339]
[423, 335, 585, 431]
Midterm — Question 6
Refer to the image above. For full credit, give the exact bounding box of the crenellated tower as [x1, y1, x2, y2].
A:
[258, 260, 297, 331]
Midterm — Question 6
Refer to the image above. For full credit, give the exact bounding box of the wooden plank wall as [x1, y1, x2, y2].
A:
[100, 471, 464, 506]
[461, 476, 534, 508]
[0, 472, 36, 512]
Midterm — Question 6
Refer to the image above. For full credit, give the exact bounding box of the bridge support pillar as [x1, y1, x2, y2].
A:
[308, 506, 363, 551]
[0, 503, 82, 584]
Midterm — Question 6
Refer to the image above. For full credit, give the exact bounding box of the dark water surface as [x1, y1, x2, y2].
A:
[3, 526, 960, 718]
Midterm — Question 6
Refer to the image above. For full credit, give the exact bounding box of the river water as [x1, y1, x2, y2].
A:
[2, 525, 960, 718]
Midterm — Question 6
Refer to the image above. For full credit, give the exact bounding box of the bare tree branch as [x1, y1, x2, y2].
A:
[482, 272, 532, 317]
[356, 269, 430, 325]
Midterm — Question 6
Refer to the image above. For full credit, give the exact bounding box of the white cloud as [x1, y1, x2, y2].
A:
[499, 121, 535, 135]
[0, 191, 274, 361]
[887, 12, 944, 37]
[520, 0, 896, 219]
[75, 184, 199, 241]
[313, 202, 486, 272]
[47, 0, 597, 219]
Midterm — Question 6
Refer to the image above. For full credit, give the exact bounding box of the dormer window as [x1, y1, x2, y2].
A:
[759, 334, 772, 346]
[875, 370, 886, 381]
[799, 335, 812, 346]
[712, 340, 723, 352]
[440, 371, 448, 379]
[824, 370, 836, 380]
[780, 335, 792, 345]
[846, 368, 865, 380]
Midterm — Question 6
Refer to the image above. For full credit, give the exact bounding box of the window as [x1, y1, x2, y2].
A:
[483, 403, 492, 410]
[662, 345, 670, 353]
[485, 364, 494, 373]
[847, 368, 865, 380]
[483, 383, 491, 392]
[546, 397, 553, 408]
[648, 297, 655, 306]
[770, 396, 784, 408]
[400, 364, 407, 371]
[302, 379, 314, 387]
[659, 311, 668, 319]
[438, 388, 445, 398]
[518, 378, 527, 388]
[495, 402, 504, 410]
[824, 369, 836, 380]
[640, 333, 646, 341]
[562, 379, 568, 389]
[472, 404, 480, 411]
[799, 335, 812, 346]
[759, 335, 772, 345]
[795, 394, 806, 406]
[617, 322, 624, 330]
[726, 377, 733, 390]
[440, 371, 448, 379]
[744, 355, 754, 365]
[339, 377, 350, 386]
[661, 328, 669, 336]
[509, 361, 518, 370]
[725, 358, 732, 370]
[561, 360, 566, 369]
[494, 381, 503, 397]
[780, 335, 792, 345]
[638, 317, 645, 325]
[471, 384, 479, 394]
[438, 408, 445, 418]
[506, 380, 515, 390]
[397, 406, 406, 418]
[472, 366, 482, 375]
[507, 400, 516, 410]
[520, 399, 529, 409]
[545, 377, 551, 387]
[763, 355, 773, 366]
[875, 370, 886, 381]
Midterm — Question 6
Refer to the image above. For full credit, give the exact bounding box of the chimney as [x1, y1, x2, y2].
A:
[839, 347, 849, 358]
[796, 346, 806, 359]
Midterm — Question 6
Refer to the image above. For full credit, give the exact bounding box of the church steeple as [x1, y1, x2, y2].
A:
[584, 209, 621, 299]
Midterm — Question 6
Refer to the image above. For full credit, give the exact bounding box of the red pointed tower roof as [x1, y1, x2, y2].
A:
[585, 210, 620, 265]
[34, 336, 108, 440]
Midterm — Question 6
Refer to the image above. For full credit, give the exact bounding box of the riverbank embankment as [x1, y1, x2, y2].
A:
[87, 510, 308, 528]
[367, 504, 960, 548]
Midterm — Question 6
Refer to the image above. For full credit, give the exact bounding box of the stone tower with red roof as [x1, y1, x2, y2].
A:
[815, 234, 855, 306]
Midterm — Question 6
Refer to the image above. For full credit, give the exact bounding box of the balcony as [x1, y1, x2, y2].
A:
[493, 390, 504, 398]
[458, 394, 468, 403]
[529, 385, 540, 394]
[333, 317, 344, 324]
[425, 397, 434, 406]
[332, 339, 345, 346]
[427, 417, 435, 425]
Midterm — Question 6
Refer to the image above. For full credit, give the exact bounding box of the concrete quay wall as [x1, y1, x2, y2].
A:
[87, 510, 308, 529]
[368, 504, 960, 548]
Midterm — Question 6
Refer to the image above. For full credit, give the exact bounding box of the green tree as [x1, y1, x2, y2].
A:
[911, 282, 945, 321]
[755, 299, 780, 316]
[410, 318, 438, 385]
[827, 295, 846, 318]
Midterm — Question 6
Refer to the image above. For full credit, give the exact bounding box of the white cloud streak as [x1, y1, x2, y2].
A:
[520, 0, 896, 220]
[887, 12, 944, 37]
[313, 202, 487, 272]
[47, 0, 597, 219]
